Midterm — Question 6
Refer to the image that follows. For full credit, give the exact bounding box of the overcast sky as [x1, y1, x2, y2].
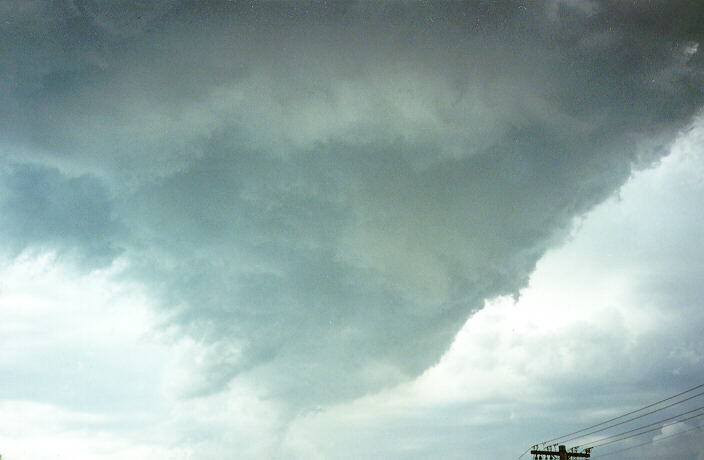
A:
[1, 1, 704, 459]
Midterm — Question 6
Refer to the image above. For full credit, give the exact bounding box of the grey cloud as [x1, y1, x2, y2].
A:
[279, 125, 704, 459]
[0, 163, 120, 267]
[2, 0, 704, 407]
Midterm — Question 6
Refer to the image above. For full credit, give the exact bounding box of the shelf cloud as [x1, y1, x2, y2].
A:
[2, 0, 704, 409]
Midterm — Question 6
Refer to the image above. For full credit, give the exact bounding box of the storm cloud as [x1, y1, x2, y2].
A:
[2, 0, 704, 409]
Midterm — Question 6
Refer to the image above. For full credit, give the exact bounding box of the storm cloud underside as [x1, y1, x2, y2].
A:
[2, 0, 704, 407]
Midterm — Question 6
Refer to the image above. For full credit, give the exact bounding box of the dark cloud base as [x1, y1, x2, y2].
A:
[2, 0, 704, 407]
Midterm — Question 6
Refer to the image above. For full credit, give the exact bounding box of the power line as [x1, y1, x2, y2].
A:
[540, 382, 704, 445]
[519, 382, 704, 459]
[578, 407, 704, 448]
[587, 411, 704, 449]
[518, 445, 534, 459]
[591, 422, 704, 458]
[560, 391, 704, 444]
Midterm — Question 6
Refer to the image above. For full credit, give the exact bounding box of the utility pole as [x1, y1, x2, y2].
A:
[530, 445, 590, 459]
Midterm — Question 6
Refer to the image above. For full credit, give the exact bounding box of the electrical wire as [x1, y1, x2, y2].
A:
[559, 392, 704, 444]
[518, 382, 704, 459]
[591, 422, 704, 458]
[587, 411, 704, 449]
[540, 382, 704, 445]
[518, 444, 538, 459]
[578, 407, 704, 448]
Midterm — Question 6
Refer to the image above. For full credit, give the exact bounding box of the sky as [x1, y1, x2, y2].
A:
[1, 1, 704, 458]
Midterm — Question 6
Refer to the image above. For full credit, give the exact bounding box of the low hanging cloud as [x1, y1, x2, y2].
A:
[2, 0, 704, 407]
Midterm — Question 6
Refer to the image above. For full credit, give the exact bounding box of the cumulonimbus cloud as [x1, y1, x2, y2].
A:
[1, 0, 704, 407]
